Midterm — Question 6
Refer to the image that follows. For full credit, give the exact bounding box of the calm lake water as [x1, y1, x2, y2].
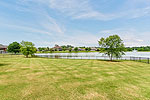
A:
[35, 52, 150, 59]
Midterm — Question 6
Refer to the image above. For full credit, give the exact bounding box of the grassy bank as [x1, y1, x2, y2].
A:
[0, 54, 23, 58]
[0, 57, 150, 100]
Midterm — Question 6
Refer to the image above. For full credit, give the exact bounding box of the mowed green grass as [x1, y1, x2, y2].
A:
[0, 57, 150, 100]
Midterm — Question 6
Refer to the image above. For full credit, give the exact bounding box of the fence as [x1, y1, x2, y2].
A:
[1, 54, 149, 64]
[36, 55, 150, 64]
[130, 56, 150, 64]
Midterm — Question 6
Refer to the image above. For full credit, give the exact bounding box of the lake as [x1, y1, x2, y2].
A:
[35, 52, 150, 59]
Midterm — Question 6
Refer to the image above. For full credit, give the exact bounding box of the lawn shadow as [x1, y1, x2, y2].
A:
[97, 59, 123, 62]
[0, 63, 9, 67]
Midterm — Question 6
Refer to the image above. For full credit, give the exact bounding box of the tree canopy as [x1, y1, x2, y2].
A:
[98, 35, 126, 61]
[126, 46, 150, 51]
[7, 42, 20, 54]
[20, 41, 37, 58]
[74, 47, 78, 52]
[85, 47, 91, 51]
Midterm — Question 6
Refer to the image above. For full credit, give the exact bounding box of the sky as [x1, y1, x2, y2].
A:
[0, 0, 150, 47]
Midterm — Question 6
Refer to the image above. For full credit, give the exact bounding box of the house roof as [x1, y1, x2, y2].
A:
[53, 45, 62, 49]
[91, 47, 97, 49]
[0, 44, 7, 49]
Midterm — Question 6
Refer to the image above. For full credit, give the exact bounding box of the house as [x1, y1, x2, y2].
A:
[78, 48, 84, 51]
[53, 44, 62, 51]
[91, 47, 97, 51]
[0, 44, 7, 54]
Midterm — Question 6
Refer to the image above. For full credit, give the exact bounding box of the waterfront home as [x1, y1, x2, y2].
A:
[0, 44, 7, 53]
[91, 47, 97, 51]
[53, 44, 62, 51]
[78, 48, 85, 51]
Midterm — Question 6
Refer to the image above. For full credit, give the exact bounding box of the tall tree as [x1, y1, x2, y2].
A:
[88, 47, 91, 51]
[7, 42, 20, 54]
[38, 47, 43, 52]
[46, 47, 50, 51]
[69, 47, 72, 52]
[61, 46, 67, 51]
[85, 47, 91, 51]
[20, 41, 37, 58]
[74, 47, 78, 52]
[98, 35, 126, 61]
[50, 48, 53, 53]
[85, 47, 89, 51]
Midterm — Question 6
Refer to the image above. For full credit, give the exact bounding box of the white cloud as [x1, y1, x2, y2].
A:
[1, 0, 150, 47]
[48, 30, 99, 47]
[0, 0, 65, 36]
[45, 0, 150, 20]
[46, 0, 115, 20]
[2, 0, 150, 21]
[38, 14, 65, 36]
[2, 24, 53, 36]
[98, 28, 150, 47]
[31, 30, 99, 47]
[36, 28, 150, 47]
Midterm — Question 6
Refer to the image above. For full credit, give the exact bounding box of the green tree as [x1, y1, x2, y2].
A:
[61, 46, 67, 51]
[7, 42, 20, 54]
[74, 47, 78, 52]
[85, 47, 91, 51]
[85, 47, 88, 51]
[98, 35, 126, 61]
[46, 47, 50, 51]
[20, 41, 37, 58]
[38, 47, 43, 52]
[88, 47, 91, 51]
[50, 48, 53, 53]
[69, 47, 72, 52]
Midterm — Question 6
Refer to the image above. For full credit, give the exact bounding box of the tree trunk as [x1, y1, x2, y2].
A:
[26, 55, 28, 58]
[110, 54, 113, 61]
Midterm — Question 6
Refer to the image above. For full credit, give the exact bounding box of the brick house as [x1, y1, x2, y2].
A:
[91, 47, 97, 51]
[0, 44, 7, 54]
[53, 44, 62, 51]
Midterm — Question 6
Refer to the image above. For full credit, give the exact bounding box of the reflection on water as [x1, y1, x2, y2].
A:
[125, 52, 150, 57]
[35, 52, 150, 57]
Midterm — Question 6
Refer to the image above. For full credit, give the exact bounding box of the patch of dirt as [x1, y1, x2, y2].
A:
[97, 77, 103, 81]
[117, 85, 143, 99]
[60, 82, 81, 91]
[107, 72, 115, 75]
[83, 91, 108, 100]
[5, 69, 16, 72]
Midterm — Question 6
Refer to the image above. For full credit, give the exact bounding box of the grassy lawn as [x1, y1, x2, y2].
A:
[0, 54, 23, 58]
[0, 57, 150, 100]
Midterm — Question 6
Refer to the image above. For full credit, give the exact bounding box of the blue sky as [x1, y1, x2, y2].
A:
[0, 0, 150, 47]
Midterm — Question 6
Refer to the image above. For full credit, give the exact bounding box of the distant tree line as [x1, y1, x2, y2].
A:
[37, 45, 100, 53]
[38, 45, 74, 53]
[126, 46, 150, 51]
[38, 46, 150, 52]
